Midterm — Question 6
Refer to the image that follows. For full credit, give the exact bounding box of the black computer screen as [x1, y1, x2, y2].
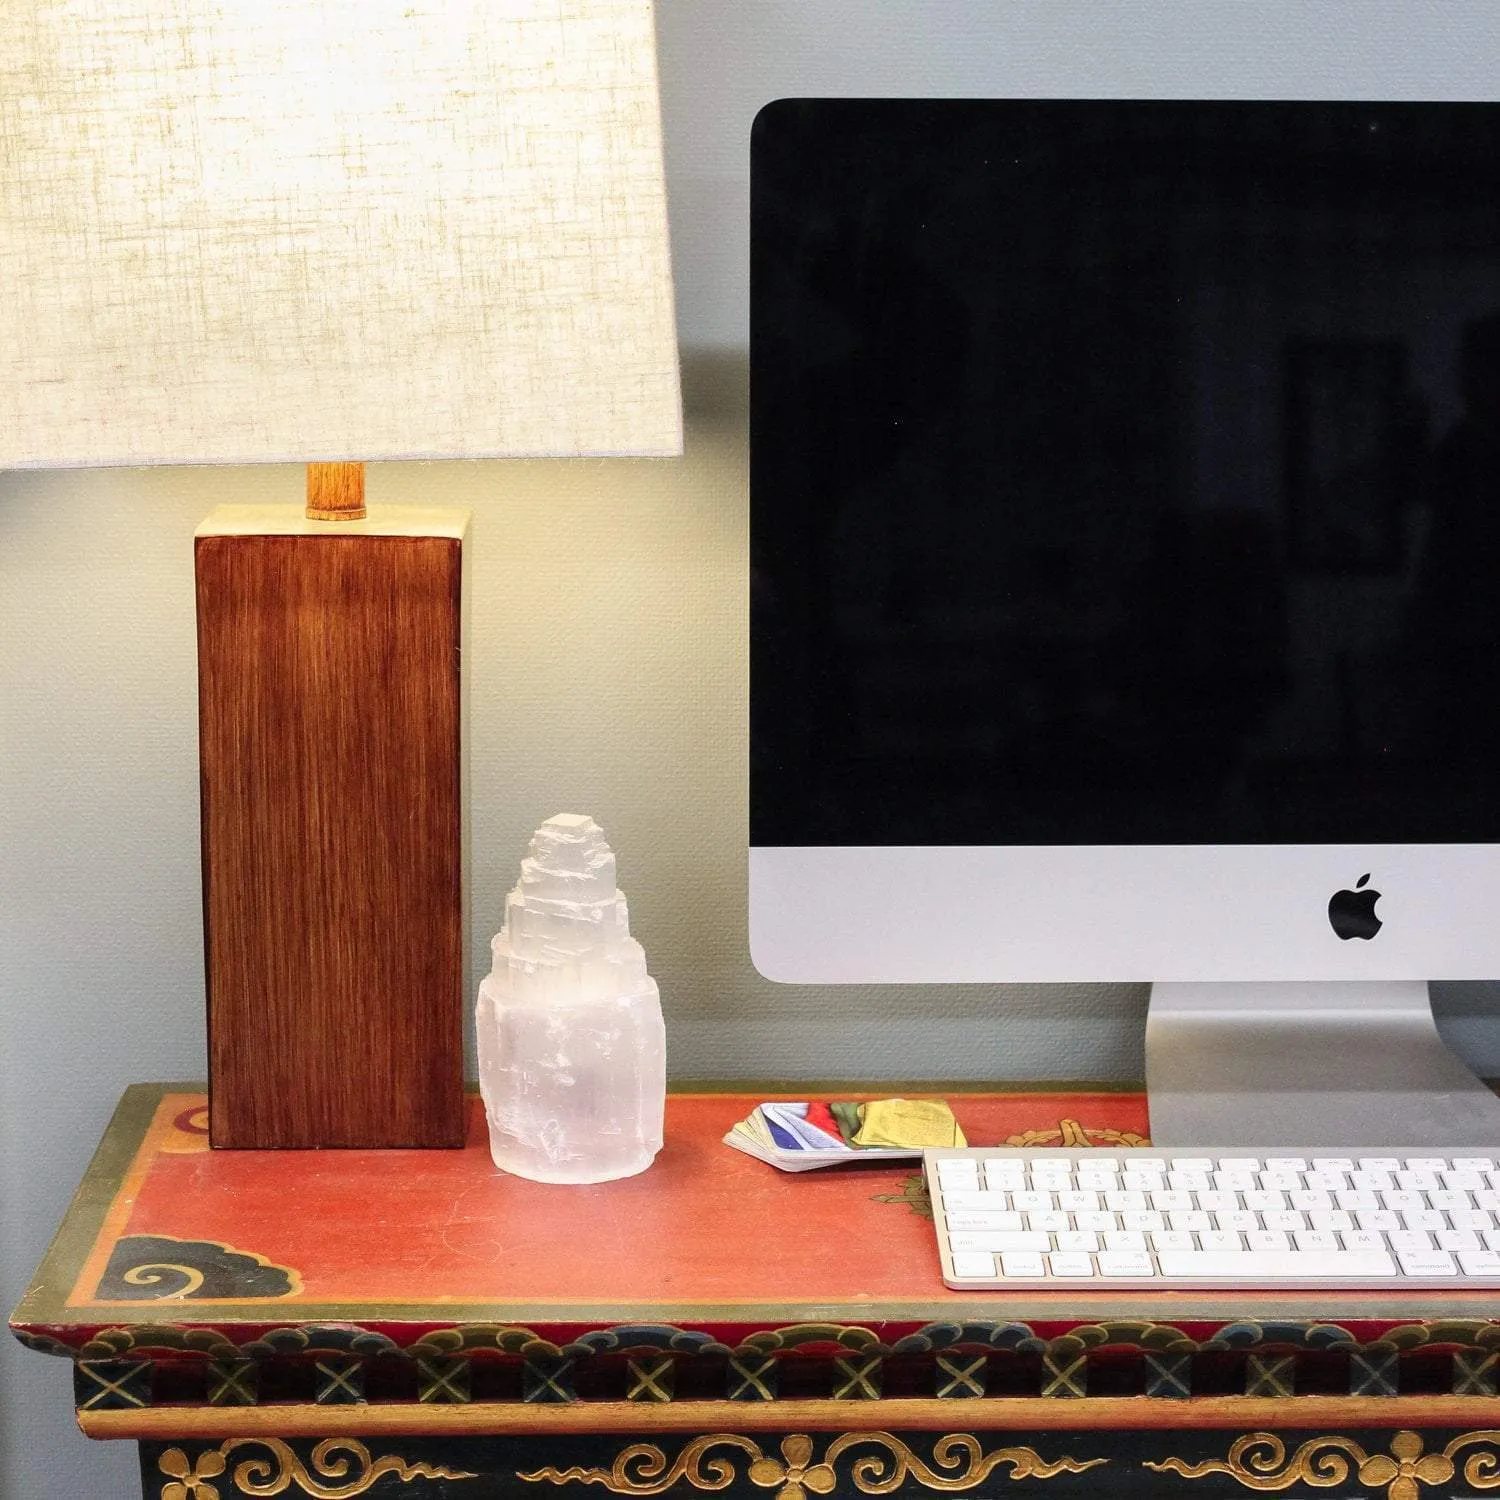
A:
[751, 100, 1500, 847]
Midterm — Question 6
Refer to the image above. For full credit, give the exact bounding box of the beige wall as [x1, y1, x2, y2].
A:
[7, 4, 1500, 1495]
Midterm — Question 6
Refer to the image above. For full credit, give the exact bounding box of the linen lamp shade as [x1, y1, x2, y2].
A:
[0, 0, 682, 1148]
[0, 0, 682, 465]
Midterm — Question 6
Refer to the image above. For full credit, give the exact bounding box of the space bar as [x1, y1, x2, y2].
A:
[1155, 1250, 1396, 1280]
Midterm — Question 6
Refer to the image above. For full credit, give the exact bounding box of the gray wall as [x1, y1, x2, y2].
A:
[6, 4, 1500, 1495]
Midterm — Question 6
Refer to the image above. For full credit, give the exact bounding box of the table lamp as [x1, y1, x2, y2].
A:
[0, 0, 682, 1148]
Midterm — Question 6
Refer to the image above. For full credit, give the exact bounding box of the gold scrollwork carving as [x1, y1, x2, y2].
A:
[123, 1263, 207, 1297]
[519, 1432, 1104, 1500]
[158, 1438, 477, 1498]
[1144, 1429, 1500, 1500]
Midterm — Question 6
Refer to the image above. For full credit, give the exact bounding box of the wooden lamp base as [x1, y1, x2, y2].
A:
[196, 465, 469, 1148]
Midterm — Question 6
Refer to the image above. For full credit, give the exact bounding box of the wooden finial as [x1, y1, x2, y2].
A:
[306, 462, 367, 521]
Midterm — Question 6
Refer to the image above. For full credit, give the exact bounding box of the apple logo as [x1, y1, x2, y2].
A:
[1328, 873, 1382, 941]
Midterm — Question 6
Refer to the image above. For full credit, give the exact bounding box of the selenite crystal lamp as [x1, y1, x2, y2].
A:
[477, 815, 666, 1183]
[0, 0, 681, 1148]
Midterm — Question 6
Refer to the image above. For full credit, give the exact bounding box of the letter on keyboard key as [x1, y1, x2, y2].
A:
[950, 1252, 996, 1279]
[949, 1231, 1050, 1253]
[1048, 1253, 1095, 1277]
[999, 1252, 1046, 1278]
[1155, 1249, 1396, 1280]
[1395, 1249, 1457, 1277]
[1096, 1251, 1156, 1277]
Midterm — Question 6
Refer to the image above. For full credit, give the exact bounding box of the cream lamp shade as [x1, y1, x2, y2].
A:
[0, 0, 682, 466]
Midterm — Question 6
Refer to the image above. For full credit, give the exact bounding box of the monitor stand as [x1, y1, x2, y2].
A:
[1146, 981, 1500, 1149]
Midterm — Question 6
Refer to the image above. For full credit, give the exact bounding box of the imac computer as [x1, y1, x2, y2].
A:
[749, 99, 1500, 1148]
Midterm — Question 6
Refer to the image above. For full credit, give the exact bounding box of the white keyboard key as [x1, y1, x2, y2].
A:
[1455, 1158, 1495, 1171]
[1406, 1157, 1448, 1172]
[1075, 1210, 1117, 1232]
[1477, 1190, 1500, 1211]
[1485, 1228, 1500, 1252]
[1266, 1157, 1308, 1171]
[1104, 1230, 1147, 1251]
[1025, 1211, 1070, 1233]
[1200, 1230, 1244, 1251]
[945, 1212, 1024, 1231]
[1337, 1189, 1378, 1210]
[1105, 1190, 1147, 1211]
[1168, 1170, 1211, 1192]
[1356, 1209, 1400, 1232]
[937, 1159, 980, 1178]
[1350, 1171, 1394, 1192]
[1293, 1230, 1339, 1252]
[1389, 1230, 1435, 1251]
[1261, 1170, 1303, 1191]
[1312, 1157, 1355, 1172]
[1308, 1211, 1352, 1232]
[1012, 1190, 1052, 1212]
[999, 1252, 1046, 1278]
[1442, 1171, 1484, 1191]
[940, 1190, 1010, 1211]
[1122, 1210, 1165, 1232]
[1396, 1170, 1440, 1192]
[1400, 1210, 1446, 1232]
[983, 1173, 1024, 1192]
[1076, 1174, 1115, 1192]
[1303, 1172, 1347, 1192]
[1429, 1190, 1470, 1211]
[1156, 1249, 1395, 1280]
[1149, 1190, 1194, 1212]
[1385, 1190, 1425, 1210]
[1344, 1230, 1385, 1251]
[1219, 1157, 1260, 1171]
[1395, 1249, 1457, 1277]
[1130, 1157, 1167, 1170]
[1056, 1231, 1100, 1253]
[1291, 1190, 1333, 1211]
[1244, 1190, 1286, 1211]
[1168, 1210, 1212, 1232]
[1211, 1171, 1256, 1192]
[1150, 1231, 1195, 1252]
[1057, 1190, 1100, 1212]
[1451, 1209, 1495, 1230]
[1360, 1157, 1400, 1171]
[1458, 1250, 1500, 1275]
[1437, 1229, 1482, 1251]
[950, 1252, 996, 1278]
[1172, 1157, 1214, 1170]
[1048, 1253, 1095, 1277]
[1263, 1209, 1307, 1232]
[1216, 1209, 1260, 1232]
[1198, 1190, 1239, 1211]
[949, 1231, 1051, 1252]
[1247, 1230, 1290, 1251]
[982, 1156, 1026, 1171]
[1096, 1251, 1156, 1277]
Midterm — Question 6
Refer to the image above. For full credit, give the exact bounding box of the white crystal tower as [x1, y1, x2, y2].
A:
[476, 815, 666, 1183]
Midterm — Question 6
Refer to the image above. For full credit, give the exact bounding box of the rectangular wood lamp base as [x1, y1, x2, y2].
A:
[195, 505, 469, 1148]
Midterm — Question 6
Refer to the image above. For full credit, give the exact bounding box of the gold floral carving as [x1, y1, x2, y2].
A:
[158, 1438, 477, 1498]
[1144, 1429, 1500, 1500]
[1006, 1118, 1150, 1148]
[519, 1432, 1105, 1499]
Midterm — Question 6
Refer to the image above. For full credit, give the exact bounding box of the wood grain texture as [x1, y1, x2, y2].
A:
[305, 462, 367, 521]
[82, 1395, 1500, 1440]
[196, 532, 463, 1148]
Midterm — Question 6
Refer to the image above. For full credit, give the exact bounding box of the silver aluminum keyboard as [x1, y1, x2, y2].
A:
[925, 1147, 1500, 1288]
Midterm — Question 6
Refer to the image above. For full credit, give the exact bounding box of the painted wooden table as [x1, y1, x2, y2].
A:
[12, 1084, 1500, 1499]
